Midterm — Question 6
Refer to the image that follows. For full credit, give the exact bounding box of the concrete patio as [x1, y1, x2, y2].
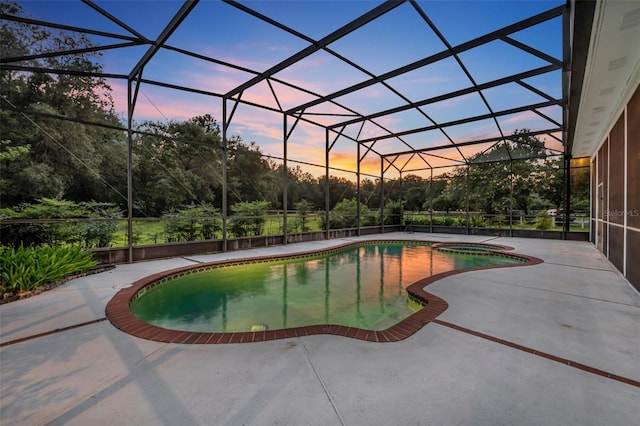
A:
[1, 233, 638, 426]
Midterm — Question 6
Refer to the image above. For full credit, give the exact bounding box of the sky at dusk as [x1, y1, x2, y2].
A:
[17, 0, 565, 178]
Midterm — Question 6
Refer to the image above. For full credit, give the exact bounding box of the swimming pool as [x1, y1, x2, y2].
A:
[432, 241, 513, 254]
[106, 240, 541, 343]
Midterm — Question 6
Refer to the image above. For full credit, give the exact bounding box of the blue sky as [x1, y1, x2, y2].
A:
[17, 0, 565, 177]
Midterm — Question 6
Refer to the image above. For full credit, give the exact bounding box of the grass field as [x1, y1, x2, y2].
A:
[107, 213, 588, 248]
[111, 214, 326, 246]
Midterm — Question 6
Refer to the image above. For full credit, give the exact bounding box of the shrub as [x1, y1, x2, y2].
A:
[0, 199, 122, 248]
[470, 215, 485, 227]
[288, 200, 314, 233]
[0, 245, 97, 297]
[534, 211, 552, 230]
[0, 199, 82, 246]
[229, 201, 270, 237]
[384, 200, 403, 225]
[492, 214, 506, 228]
[321, 198, 373, 230]
[164, 204, 222, 242]
[78, 202, 123, 248]
[409, 215, 430, 226]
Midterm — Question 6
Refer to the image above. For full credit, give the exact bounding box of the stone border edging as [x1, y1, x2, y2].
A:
[105, 240, 542, 344]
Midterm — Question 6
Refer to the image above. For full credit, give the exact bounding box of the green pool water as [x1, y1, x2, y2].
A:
[131, 243, 522, 333]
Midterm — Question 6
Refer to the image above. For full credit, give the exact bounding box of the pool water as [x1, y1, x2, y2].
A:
[131, 243, 521, 333]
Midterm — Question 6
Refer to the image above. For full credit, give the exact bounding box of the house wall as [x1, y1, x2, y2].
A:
[591, 83, 640, 292]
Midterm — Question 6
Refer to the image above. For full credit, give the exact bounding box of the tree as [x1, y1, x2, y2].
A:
[163, 204, 221, 242]
[326, 176, 357, 210]
[462, 130, 549, 214]
[384, 200, 403, 225]
[360, 178, 380, 208]
[227, 139, 278, 208]
[286, 166, 323, 209]
[426, 173, 464, 212]
[229, 201, 270, 237]
[534, 157, 564, 210]
[132, 116, 222, 216]
[291, 199, 314, 232]
[399, 174, 427, 211]
[321, 198, 373, 230]
[0, 1, 127, 208]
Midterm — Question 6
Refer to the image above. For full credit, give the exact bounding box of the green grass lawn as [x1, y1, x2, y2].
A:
[110, 214, 325, 247]
[108, 213, 588, 248]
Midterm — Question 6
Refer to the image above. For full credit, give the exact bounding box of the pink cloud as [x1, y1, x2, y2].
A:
[501, 110, 539, 125]
[107, 80, 223, 123]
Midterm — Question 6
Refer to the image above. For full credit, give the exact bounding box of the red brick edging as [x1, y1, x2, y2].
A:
[105, 240, 542, 344]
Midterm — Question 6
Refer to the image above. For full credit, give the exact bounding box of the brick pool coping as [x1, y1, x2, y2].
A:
[105, 240, 543, 344]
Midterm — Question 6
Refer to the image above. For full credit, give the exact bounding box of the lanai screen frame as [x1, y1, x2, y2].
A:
[1, 0, 572, 261]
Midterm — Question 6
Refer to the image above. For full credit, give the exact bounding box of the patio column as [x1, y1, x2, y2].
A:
[325, 128, 330, 240]
[125, 72, 144, 263]
[465, 164, 470, 235]
[509, 160, 514, 238]
[399, 171, 404, 230]
[357, 141, 361, 236]
[282, 114, 288, 244]
[564, 154, 572, 234]
[222, 98, 229, 252]
[126, 79, 135, 263]
[429, 168, 434, 233]
[380, 156, 385, 233]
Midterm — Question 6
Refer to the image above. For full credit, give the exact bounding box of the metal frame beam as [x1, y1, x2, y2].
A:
[81, 0, 149, 41]
[0, 41, 146, 64]
[0, 64, 127, 79]
[288, 6, 564, 115]
[330, 64, 560, 130]
[223, 0, 405, 98]
[381, 128, 562, 159]
[358, 100, 559, 144]
[0, 13, 140, 41]
[128, 0, 198, 80]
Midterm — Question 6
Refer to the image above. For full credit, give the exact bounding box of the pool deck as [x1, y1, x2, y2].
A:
[1, 233, 639, 425]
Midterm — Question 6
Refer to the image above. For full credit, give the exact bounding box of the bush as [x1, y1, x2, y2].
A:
[0, 199, 122, 248]
[229, 201, 270, 237]
[470, 215, 485, 227]
[492, 214, 506, 228]
[0, 199, 83, 246]
[0, 245, 97, 297]
[288, 200, 314, 233]
[164, 204, 222, 242]
[534, 211, 552, 230]
[321, 198, 374, 230]
[384, 200, 403, 225]
[78, 202, 122, 248]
